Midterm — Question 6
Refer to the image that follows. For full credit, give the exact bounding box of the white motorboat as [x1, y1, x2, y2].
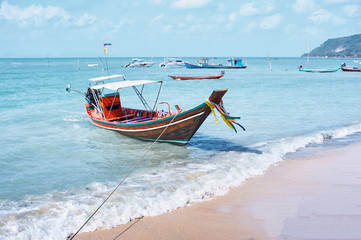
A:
[125, 58, 155, 67]
[159, 58, 185, 68]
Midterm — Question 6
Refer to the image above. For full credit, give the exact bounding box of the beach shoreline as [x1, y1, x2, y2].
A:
[74, 142, 361, 240]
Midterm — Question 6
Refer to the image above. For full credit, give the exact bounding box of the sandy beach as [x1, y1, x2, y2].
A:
[74, 142, 361, 240]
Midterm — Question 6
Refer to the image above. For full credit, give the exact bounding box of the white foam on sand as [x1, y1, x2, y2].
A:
[1, 122, 361, 240]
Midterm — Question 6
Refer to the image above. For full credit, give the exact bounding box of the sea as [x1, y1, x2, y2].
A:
[1, 57, 361, 239]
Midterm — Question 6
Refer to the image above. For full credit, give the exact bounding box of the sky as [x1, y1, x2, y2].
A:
[0, 0, 360, 58]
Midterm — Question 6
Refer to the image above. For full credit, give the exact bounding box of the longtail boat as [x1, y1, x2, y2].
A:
[298, 67, 340, 73]
[341, 67, 361, 72]
[168, 72, 224, 80]
[66, 75, 244, 144]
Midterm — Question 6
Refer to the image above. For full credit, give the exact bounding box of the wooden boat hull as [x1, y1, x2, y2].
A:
[85, 89, 228, 144]
[341, 67, 361, 72]
[168, 74, 224, 80]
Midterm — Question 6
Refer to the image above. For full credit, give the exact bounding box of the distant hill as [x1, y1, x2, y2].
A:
[302, 34, 361, 58]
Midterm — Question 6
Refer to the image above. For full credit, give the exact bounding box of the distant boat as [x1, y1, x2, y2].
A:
[299, 45, 339, 73]
[297, 42, 339, 73]
[184, 58, 247, 69]
[298, 65, 340, 73]
[125, 58, 155, 67]
[184, 61, 204, 69]
[168, 71, 225, 80]
[159, 58, 185, 68]
[340, 62, 361, 72]
[88, 64, 99, 67]
[201, 58, 247, 69]
[341, 67, 361, 72]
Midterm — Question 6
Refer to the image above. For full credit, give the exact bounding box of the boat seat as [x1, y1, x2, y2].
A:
[121, 117, 152, 123]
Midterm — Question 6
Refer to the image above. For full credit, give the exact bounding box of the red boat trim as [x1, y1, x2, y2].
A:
[91, 111, 205, 132]
[91, 102, 207, 127]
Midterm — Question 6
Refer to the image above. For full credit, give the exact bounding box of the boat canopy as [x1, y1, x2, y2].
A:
[89, 74, 125, 83]
[91, 80, 162, 91]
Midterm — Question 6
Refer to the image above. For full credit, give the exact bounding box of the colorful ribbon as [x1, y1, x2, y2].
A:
[205, 99, 245, 133]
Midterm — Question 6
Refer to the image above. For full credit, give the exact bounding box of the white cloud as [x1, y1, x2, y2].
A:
[0, 1, 70, 24]
[218, 3, 225, 12]
[76, 13, 96, 27]
[150, 0, 163, 4]
[323, 0, 348, 3]
[260, 14, 281, 29]
[309, 9, 332, 22]
[0, 1, 97, 29]
[161, 24, 172, 32]
[344, 5, 359, 17]
[109, 18, 134, 35]
[151, 13, 164, 23]
[239, 1, 274, 16]
[178, 22, 186, 28]
[185, 14, 203, 23]
[292, 0, 315, 13]
[190, 25, 201, 31]
[239, 2, 258, 16]
[265, 2, 275, 13]
[244, 22, 258, 32]
[213, 14, 226, 24]
[228, 12, 238, 22]
[303, 26, 320, 35]
[308, 8, 346, 26]
[171, 0, 211, 9]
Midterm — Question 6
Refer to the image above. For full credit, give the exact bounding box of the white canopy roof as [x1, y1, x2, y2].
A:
[89, 74, 125, 82]
[90, 80, 161, 91]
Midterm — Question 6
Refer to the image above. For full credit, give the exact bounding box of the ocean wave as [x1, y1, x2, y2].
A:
[1, 122, 361, 239]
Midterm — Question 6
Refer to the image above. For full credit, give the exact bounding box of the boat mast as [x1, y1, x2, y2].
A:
[267, 52, 272, 71]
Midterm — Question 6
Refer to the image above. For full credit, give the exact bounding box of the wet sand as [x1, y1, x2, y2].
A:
[75, 142, 361, 240]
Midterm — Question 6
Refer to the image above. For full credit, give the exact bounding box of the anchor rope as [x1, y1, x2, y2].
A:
[70, 112, 180, 240]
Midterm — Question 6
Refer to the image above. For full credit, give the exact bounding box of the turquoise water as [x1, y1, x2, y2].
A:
[1, 57, 361, 239]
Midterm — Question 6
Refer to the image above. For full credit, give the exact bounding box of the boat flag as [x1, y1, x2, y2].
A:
[103, 42, 112, 55]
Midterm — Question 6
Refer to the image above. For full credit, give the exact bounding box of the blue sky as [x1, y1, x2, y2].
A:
[0, 0, 360, 57]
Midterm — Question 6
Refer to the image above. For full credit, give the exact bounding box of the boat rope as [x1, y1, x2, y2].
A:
[69, 112, 180, 240]
[205, 99, 245, 132]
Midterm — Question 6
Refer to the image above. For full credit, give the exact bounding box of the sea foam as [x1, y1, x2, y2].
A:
[1, 122, 361, 240]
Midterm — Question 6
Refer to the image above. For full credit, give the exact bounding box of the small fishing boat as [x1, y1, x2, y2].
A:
[66, 75, 244, 144]
[340, 63, 361, 72]
[201, 58, 247, 69]
[298, 65, 340, 73]
[125, 58, 155, 67]
[341, 67, 361, 72]
[184, 62, 204, 69]
[159, 58, 185, 68]
[168, 71, 225, 80]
